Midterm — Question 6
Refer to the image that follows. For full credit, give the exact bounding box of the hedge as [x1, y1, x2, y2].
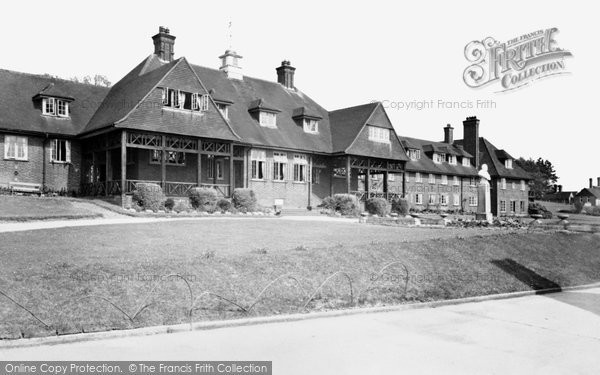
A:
[232, 189, 257, 212]
[366, 197, 391, 216]
[133, 183, 165, 212]
[189, 187, 218, 212]
[391, 198, 410, 215]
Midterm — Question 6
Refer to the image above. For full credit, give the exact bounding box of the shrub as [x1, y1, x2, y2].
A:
[391, 198, 410, 215]
[333, 194, 361, 216]
[232, 188, 257, 212]
[366, 197, 391, 216]
[584, 206, 600, 216]
[319, 196, 336, 211]
[189, 187, 218, 211]
[173, 200, 191, 213]
[217, 198, 232, 212]
[528, 202, 552, 219]
[574, 201, 584, 214]
[133, 183, 165, 212]
[164, 198, 175, 211]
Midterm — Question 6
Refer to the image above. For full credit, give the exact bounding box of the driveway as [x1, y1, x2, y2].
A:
[1, 288, 599, 374]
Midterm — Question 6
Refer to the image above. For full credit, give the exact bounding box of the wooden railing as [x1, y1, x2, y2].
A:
[199, 183, 230, 198]
[350, 191, 402, 202]
[81, 180, 231, 198]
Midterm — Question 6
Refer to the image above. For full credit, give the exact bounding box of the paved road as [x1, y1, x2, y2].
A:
[2, 288, 599, 374]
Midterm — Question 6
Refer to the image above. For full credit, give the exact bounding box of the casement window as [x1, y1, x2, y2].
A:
[50, 139, 71, 163]
[441, 194, 448, 206]
[501, 178, 507, 190]
[312, 167, 321, 184]
[259, 112, 277, 128]
[441, 175, 448, 185]
[4, 136, 28, 161]
[216, 103, 229, 119]
[520, 180, 526, 191]
[462, 157, 471, 167]
[251, 149, 266, 180]
[428, 194, 437, 205]
[433, 153, 445, 164]
[367, 126, 390, 143]
[453, 194, 460, 206]
[500, 200, 507, 213]
[469, 195, 478, 206]
[272, 152, 287, 181]
[505, 159, 513, 169]
[510, 200, 516, 213]
[293, 154, 308, 182]
[470, 177, 477, 186]
[511, 181, 516, 190]
[150, 150, 185, 166]
[415, 172, 422, 183]
[303, 119, 319, 133]
[453, 176, 460, 186]
[415, 193, 423, 205]
[56, 100, 69, 117]
[162, 88, 208, 111]
[407, 149, 421, 160]
[43, 98, 55, 115]
[520, 201, 526, 212]
[429, 174, 436, 184]
[447, 155, 457, 165]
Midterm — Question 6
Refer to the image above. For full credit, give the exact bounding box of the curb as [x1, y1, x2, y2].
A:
[2, 281, 600, 350]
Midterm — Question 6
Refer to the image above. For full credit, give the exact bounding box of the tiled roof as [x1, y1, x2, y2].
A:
[329, 103, 379, 153]
[0, 69, 109, 136]
[399, 136, 478, 177]
[576, 188, 600, 198]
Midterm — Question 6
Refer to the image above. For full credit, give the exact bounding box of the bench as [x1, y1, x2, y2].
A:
[8, 181, 42, 194]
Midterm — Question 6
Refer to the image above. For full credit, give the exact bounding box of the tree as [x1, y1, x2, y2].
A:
[68, 74, 111, 87]
[515, 157, 558, 199]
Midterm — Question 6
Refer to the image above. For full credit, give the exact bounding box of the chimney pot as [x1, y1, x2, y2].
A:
[276, 60, 296, 89]
[597, 177, 600, 187]
[152, 26, 176, 62]
[444, 124, 454, 144]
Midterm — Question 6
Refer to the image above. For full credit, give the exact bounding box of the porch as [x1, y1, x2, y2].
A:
[80, 130, 247, 198]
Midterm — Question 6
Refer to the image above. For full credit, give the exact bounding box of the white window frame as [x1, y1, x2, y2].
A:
[505, 159, 513, 169]
[453, 176, 460, 186]
[441, 194, 448, 206]
[433, 153, 445, 164]
[415, 193, 423, 205]
[4, 135, 28, 161]
[368, 126, 390, 143]
[251, 149, 266, 180]
[470, 177, 477, 186]
[447, 155, 457, 165]
[415, 172, 422, 183]
[407, 149, 421, 160]
[453, 193, 460, 206]
[441, 175, 448, 185]
[272, 152, 287, 181]
[293, 154, 308, 182]
[429, 174, 436, 184]
[511, 181, 516, 190]
[500, 200, 507, 213]
[462, 157, 471, 167]
[50, 139, 71, 163]
[428, 194, 437, 205]
[501, 178, 507, 190]
[217, 103, 229, 119]
[303, 119, 319, 134]
[388, 173, 395, 182]
[259, 112, 277, 128]
[469, 195, 478, 206]
[510, 200, 516, 213]
[42, 97, 56, 115]
[520, 180, 526, 191]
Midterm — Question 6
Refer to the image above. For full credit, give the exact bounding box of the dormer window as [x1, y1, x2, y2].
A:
[462, 157, 471, 167]
[42, 98, 69, 117]
[447, 155, 457, 165]
[162, 88, 208, 112]
[407, 149, 421, 160]
[303, 119, 319, 133]
[368, 126, 390, 143]
[505, 159, 513, 169]
[216, 103, 229, 119]
[259, 112, 277, 128]
[433, 153, 445, 164]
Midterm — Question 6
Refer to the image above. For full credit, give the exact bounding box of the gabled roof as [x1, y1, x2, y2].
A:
[247, 98, 281, 113]
[0, 69, 109, 136]
[329, 102, 379, 153]
[479, 138, 531, 180]
[191, 64, 333, 153]
[544, 191, 575, 200]
[575, 188, 600, 198]
[399, 136, 478, 177]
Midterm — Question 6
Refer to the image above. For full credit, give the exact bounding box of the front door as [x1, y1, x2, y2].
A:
[233, 160, 244, 189]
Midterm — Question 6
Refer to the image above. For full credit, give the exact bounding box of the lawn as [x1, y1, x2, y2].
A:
[537, 200, 600, 226]
[0, 196, 100, 221]
[0, 219, 599, 339]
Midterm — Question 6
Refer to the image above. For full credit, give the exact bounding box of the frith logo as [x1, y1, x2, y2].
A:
[463, 28, 573, 92]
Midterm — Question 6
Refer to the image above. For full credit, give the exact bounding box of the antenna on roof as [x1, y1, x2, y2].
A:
[227, 20, 233, 50]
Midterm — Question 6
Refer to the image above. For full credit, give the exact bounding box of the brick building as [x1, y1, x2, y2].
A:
[0, 27, 531, 215]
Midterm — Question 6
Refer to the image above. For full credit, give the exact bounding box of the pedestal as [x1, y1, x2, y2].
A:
[476, 179, 493, 223]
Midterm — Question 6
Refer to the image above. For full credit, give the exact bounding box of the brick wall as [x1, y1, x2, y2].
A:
[404, 172, 478, 212]
[493, 178, 529, 216]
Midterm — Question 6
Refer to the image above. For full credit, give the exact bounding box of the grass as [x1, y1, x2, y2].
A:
[0, 219, 599, 339]
[0, 196, 100, 221]
[536, 200, 600, 225]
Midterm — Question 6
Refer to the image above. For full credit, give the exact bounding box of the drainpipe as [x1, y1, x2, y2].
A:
[42, 134, 49, 190]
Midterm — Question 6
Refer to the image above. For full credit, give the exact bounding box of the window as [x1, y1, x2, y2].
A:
[415, 172, 422, 183]
[453, 193, 460, 206]
[162, 88, 208, 112]
[429, 194, 437, 205]
[453, 176, 460, 186]
[293, 154, 307, 182]
[415, 193, 423, 205]
[43, 98, 55, 115]
[407, 149, 421, 160]
[251, 149, 266, 179]
[447, 155, 457, 165]
[511, 181, 516, 190]
[462, 157, 471, 167]
[470, 177, 477, 186]
[4, 136, 28, 160]
[501, 178, 507, 190]
[441, 175, 448, 185]
[520, 180, 526, 191]
[259, 112, 277, 128]
[312, 167, 321, 184]
[368, 126, 390, 143]
[57, 100, 69, 117]
[429, 174, 435, 184]
[303, 119, 319, 133]
[500, 200, 507, 213]
[469, 195, 478, 206]
[433, 153, 445, 164]
[207, 157, 215, 179]
[215, 159, 224, 180]
[441, 194, 448, 206]
[50, 139, 71, 163]
[388, 173, 395, 182]
[510, 200, 516, 213]
[272, 152, 287, 181]
[216, 103, 229, 119]
[505, 159, 513, 169]
[520, 201, 526, 212]
[333, 168, 346, 178]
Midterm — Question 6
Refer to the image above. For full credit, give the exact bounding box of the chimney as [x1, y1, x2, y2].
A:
[590, 178, 593, 189]
[152, 26, 176, 62]
[462, 116, 480, 169]
[558, 185, 563, 193]
[219, 49, 243, 80]
[276, 60, 296, 89]
[444, 124, 454, 144]
[597, 177, 600, 187]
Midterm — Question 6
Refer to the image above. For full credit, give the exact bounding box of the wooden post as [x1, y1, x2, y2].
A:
[161, 135, 166, 189]
[383, 170, 389, 200]
[105, 148, 111, 196]
[229, 144, 234, 197]
[346, 156, 351, 194]
[366, 164, 371, 199]
[308, 156, 313, 208]
[402, 170, 407, 198]
[243, 148, 248, 188]
[197, 139, 202, 186]
[121, 131, 127, 197]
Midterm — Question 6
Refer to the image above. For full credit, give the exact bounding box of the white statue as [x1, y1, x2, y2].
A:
[478, 164, 491, 182]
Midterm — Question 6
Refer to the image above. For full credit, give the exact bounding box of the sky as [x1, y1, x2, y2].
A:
[2, 0, 596, 190]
